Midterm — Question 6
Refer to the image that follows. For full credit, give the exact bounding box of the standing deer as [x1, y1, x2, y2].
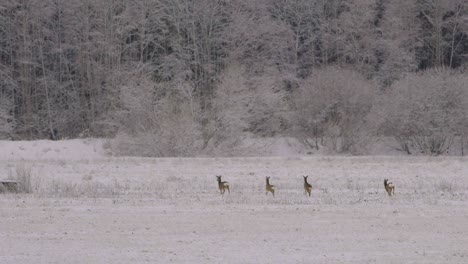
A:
[265, 176, 275, 197]
[303, 175, 312, 197]
[384, 179, 395, 196]
[216, 175, 230, 195]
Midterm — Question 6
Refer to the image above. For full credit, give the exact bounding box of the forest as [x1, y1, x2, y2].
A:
[0, 0, 467, 156]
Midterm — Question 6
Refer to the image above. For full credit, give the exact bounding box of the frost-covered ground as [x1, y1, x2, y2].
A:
[1, 140, 468, 263]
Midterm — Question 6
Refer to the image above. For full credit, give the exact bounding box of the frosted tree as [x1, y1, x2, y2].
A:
[372, 0, 419, 86]
[335, 0, 379, 75]
[0, 95, 15, 139]
[416, 0, 468, 68]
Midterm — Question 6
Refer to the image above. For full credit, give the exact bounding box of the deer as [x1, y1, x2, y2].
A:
[265, 176, 275, 197]
[216, 175, 230, 195]
[384, 179, 395, 196]
[303, 175, 312, 197]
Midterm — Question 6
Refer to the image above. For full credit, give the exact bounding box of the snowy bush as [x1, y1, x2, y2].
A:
[291, 67, 376, 154]
[204, 65, 289, 152]
[377, 68, 468, 155]
[110, 73, 203, 157]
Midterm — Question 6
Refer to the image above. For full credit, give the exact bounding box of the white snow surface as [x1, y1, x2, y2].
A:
[0, 139, 468, 263]
[0, 139, 106, 160]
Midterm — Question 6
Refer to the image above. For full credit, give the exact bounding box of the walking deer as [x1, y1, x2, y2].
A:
[303, 175, 312, 197]
[384, 179, 395, 196]
[216, 175, 230, 195]
[265, 176, 275, 197]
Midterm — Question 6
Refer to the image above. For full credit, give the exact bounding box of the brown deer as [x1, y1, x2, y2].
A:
[265, 176, 275, 197]
[384, 179, 395, 196]
[303, 175, 312, 197]
[216, 175, 230, 195]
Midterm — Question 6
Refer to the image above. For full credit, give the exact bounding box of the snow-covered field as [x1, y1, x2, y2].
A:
[1, 140, 468, 263]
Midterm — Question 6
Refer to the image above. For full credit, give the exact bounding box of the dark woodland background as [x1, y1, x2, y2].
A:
[0, 0, 467, 156]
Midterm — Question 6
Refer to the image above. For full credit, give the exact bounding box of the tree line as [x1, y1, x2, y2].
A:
[0, 0, 467, 156]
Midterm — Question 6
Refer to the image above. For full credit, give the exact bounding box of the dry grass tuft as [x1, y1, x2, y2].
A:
[435, 180, 457, 194]
[15, 164, 33, 193]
